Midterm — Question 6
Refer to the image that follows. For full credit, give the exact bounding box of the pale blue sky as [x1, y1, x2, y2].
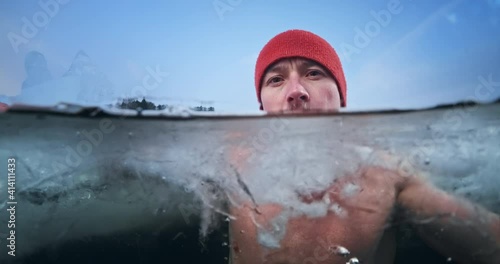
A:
[1, 0, 500, 113]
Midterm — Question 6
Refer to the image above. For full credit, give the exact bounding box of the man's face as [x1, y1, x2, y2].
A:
[260, 58, 341, 112]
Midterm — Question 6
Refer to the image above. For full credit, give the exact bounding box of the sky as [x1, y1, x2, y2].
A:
[0, 0, 500, 113]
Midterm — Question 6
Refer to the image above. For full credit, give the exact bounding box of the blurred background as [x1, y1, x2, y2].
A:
[1, 0, 500, 113]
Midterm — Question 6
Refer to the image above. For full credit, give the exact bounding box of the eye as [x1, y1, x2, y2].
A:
[266, 76, 284, 86]
[306, 70, 324, 78]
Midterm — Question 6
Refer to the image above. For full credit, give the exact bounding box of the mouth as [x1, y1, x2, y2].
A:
[287, 102, 309, 112]
[286, 109, 307, 114]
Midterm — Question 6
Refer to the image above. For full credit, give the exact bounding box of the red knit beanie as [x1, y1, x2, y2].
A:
[255, 29, 347, 110]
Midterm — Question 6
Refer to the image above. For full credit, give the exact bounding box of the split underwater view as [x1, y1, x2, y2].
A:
[1, 1, 500, 263]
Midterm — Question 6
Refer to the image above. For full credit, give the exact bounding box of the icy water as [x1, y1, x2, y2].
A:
[0, 101, 499, 263]
[7, 222, 451, 264]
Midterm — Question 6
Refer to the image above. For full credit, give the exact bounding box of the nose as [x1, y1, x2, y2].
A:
[286, 78, 310, 104]
[287, 90, 309, 103]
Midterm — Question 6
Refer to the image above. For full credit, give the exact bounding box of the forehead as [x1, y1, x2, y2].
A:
[265, 57, 326, 74]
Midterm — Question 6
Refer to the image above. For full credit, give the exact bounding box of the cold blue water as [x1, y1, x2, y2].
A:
[1, 101, 499, 264]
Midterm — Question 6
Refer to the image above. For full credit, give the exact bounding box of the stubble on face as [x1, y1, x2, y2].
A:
[260, 58, 341, 113]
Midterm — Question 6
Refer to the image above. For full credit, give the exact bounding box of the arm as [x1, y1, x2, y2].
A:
[397, 176, 500, 263]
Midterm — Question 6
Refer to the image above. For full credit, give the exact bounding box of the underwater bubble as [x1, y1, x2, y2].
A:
[342, 183, 360, 198]
[257, 230, 280, 249]
[346, 257, 359, 264]
[330, 245, 350, 257]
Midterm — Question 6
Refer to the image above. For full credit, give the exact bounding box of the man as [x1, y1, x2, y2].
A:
[228, 29, 500, 264]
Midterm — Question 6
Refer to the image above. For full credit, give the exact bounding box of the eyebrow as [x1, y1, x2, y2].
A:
[266, 63, 287, 75]
[266, 60, 322, 75]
